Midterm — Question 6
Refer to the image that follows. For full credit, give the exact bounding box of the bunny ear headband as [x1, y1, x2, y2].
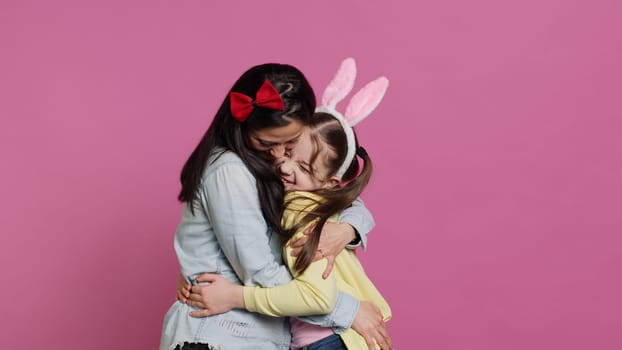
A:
[317, 57, 389, 178]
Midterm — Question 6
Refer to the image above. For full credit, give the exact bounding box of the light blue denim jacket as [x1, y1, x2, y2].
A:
[160, 150, 375, 350]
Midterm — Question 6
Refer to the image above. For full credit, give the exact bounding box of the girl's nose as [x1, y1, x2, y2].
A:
[277, 158, 295, 177]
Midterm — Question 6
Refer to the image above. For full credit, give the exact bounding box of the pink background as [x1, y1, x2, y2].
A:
[1, 0, 621, 348]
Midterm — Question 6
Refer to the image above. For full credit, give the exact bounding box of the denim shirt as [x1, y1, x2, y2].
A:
[160, 150, 375, 350]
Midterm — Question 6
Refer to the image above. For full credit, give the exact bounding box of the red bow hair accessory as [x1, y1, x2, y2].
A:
[229, 80, 285, 122]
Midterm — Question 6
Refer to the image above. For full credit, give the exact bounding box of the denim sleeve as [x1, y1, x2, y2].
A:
[339, 196, 375, 251]
[301, 199, 370, 330]
[298, 291, 360, 333]
[201, 158, 292, 287]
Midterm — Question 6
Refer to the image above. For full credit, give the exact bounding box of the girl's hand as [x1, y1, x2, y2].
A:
[352, 301, 393, 350]
[187, 273, 245, 318]
[290, 222, 356, 279]
[176, 273, 191, 303]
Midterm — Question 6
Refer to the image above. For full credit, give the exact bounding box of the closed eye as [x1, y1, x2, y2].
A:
[285, 136, 300, 145]
[258, 140, 276, 147]
[298, 162, 311, 174]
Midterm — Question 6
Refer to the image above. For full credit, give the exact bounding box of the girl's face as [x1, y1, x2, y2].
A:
[247, 119, 304, 160]
[275, 127, 340, 191]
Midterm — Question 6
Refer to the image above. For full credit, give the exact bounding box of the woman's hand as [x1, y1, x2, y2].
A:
[290, 222, 356, 279]
[352, 301, 393, 350]
[176, 273, 191, 303]
[187, 273, 245, 318]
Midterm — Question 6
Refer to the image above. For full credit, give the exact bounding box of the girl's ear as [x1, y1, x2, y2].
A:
[322, 176, 342, 190]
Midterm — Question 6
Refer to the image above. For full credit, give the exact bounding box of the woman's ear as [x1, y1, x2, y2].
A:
[322, 176, 342, 189]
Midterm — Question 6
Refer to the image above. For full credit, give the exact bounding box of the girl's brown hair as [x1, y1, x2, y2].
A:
[281, 112, 372, 274]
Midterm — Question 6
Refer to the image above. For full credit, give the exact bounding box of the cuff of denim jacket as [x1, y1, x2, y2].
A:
[339, 216, 371, 251]
[331, 291, 360, 334]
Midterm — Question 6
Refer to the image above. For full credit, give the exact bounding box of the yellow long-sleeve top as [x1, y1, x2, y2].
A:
[243, 191, 391, 349]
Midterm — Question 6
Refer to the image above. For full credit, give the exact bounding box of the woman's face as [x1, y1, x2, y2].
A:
[274, 127, 339, 191]
[247, 119, 304, 160]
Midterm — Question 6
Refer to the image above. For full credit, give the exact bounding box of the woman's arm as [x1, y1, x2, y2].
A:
[186, 222, 338, 316]
[243, 232, 338, 316]
[186, 243, 337, 317]
[185, 230, 392, 349]
[289, 196, 375, 278]
[186, 195, 355, 322]
[340, 196, 375, 250]
[187, 156, 361, 329]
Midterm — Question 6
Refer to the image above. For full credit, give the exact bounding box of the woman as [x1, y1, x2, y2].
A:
[160, 63, 391, 350]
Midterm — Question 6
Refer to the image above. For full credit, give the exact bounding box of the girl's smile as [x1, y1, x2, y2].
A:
[275, 128, 340, 191]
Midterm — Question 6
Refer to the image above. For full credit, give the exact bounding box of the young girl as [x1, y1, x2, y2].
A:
[186, 59, 392, 350]
[160, 62, 389, 350]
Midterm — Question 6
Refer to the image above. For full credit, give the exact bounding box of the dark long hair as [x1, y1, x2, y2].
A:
[178, 63, 316, 235]
[283, 112, 373, 274]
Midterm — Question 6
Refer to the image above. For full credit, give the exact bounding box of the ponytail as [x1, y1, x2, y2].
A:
[285, 149, 372, 274]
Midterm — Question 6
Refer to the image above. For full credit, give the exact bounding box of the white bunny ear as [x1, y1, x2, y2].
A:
[344, 76, 389, 126]
[320, 57, 357, 108]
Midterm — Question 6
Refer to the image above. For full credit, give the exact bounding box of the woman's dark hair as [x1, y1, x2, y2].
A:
[282, 112, 373, 274]
[178, 63, 316, 235]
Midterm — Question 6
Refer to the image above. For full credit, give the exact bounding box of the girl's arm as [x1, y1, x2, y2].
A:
[243, 231, 338, 316]
[186, 232, 338, 317]
[186, 273, 392, 349]
[189, 196, 345, 319]
[186, 231, 390, 346]
[187, 156, 360, 330]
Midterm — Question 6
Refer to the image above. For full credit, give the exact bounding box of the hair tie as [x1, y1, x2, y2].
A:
[356, 146, 368, 158]
[229, 80, 285, 122]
